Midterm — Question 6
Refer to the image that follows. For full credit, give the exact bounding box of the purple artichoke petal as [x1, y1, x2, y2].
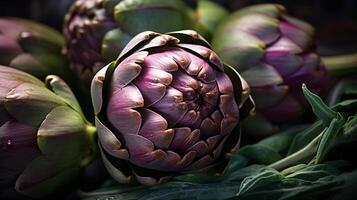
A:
[144, 48, 186, 71]
[138, 108, 174, 149]
[211, 136, 230, 162]
[201, 84, 219, 105]
[170, 128, 200, 152]
[187, 141, 210, 157]
[178, 43, 223, 71]
[251, 85, 288, 109]
[220, 115, 239, 136]
[91, 65, 108, 114]
[176, 110, 203, 129]
[284, 53, 321, 85]
[279, 21, 312, 50]
[139, 34, 180, 52]
[282, 15, 314, 36]
[262, 95, 304, 122]
[0, 141, 40, 191]
[150, 87, 188, 127]
[0, 120, 38, 151]
[112, 62, 142, 88]
[265, 36, 302, 54]
[235, 14, 280, 45]
[263, 51, 303, 76]
[171, 70, 200, 100]
[107, 84, 144, 135]
[118, 31, 159, 59]
[96, 117, 129, 159]
[134, 67, 173, 107]
[184, 154, 213, 171]
[100, 147, 132, 184]
[200, 117, 220, 139]
[216, 72, 234, 94]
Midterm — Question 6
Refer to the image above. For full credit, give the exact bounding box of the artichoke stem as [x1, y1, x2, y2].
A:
[80, 124, 98, 167]
[268, 133, 322, 171]
[322, 53, 357, 77]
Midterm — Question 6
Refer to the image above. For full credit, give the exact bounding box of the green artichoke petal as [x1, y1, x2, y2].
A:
[4, 83, 65, 127]
[196, 0, 228, 39]
[45, 75, 82, 115]
[114, 0, 195, 35]
[9, 53, 50, 79]
[14, 18, 64, 47]
[15, 155, 80, 198]
[212, 30, 264, 71]
[241, 63, 283, 88]
[0, 66, 44, 87]
[102, 28, 132, 62]
[37, 106, 91, 165]
[231, 4, 284, 18]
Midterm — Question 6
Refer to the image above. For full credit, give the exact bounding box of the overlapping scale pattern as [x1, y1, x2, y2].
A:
[212, 4, 330, 135]
[92, 30, 254, 185]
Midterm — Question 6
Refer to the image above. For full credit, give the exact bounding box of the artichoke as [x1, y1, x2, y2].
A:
[0, 18, 70, 80]
[0, 66, 96, 198]
[91, 30, 254, 185]
[196, 0, 228, 37]
[63, 0, 222, 84]
[212, 4, 330, 135]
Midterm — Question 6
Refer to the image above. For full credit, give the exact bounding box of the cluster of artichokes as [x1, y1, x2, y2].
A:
[0, 0, 337, 199]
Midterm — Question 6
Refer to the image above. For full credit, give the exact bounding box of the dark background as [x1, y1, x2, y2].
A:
[1, 0, 357, 55]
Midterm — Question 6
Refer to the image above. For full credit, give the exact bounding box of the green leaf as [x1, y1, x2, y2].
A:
[238, 145, 283, 165]
[288, 121, 324, 155]
[237, 168, 283, 196]
[302, 84, 337, 127]
[315, 117, 345, 164]
[343, 115, 357, 138]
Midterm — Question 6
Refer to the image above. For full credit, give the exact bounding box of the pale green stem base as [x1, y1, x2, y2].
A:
[268, 133, 322, 171]
[323, 53, 357, 77]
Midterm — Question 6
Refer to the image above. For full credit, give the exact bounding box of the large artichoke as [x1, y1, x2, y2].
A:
[0, 18, 70, 80]
[91, 30, 254, 185]
[0, 66, 96, 198]
[212, 4, 330, 135]
[63, 0, 224, 84]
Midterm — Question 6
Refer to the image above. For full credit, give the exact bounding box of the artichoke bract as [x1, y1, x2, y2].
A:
[63, 0, 200, 84]
[0, 18, 69, 80]
[212, 4, 330, 135]
[0, 66, 96, 198]
[91, 30, 254, 185]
